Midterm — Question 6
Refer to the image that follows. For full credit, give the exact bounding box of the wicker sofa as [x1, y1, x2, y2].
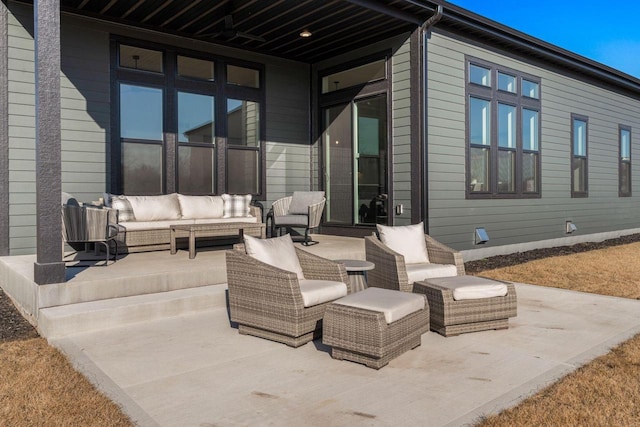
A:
[105, 193, 262, 253]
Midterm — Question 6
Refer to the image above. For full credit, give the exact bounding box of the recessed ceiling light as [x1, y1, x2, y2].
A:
[300, 30, 312, 38]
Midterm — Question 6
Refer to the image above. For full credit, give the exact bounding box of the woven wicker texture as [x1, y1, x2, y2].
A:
[226, 247, 350, 347]
[413, 280, 517, 337]
[323, 300, 430, 369]
[365, 233, 465, 293]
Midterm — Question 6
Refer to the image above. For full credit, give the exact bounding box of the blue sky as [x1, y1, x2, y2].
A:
[446, 1, 640, 78]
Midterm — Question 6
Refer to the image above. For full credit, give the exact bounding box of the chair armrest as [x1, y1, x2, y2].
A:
[306, 198, 325, 229]
[424, 235, 466, 275]
[225, 249, 306, 309]
[272, 196, 292, 217]
[364, 234, 411, 292]
[295, 248, 351, 293]
[249, 205, 263, 223]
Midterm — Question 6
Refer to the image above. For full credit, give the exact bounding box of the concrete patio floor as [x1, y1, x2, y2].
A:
[52, 282, 640, 427]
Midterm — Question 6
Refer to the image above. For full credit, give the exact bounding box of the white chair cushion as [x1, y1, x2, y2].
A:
[178, 194, 224, 219]
[118, 219, 195, 231]
[298, 280, 348, 307]
[243, 234, 304, 280]
[426, 276, 508, 301]
[222, 194, 252, 218]
[334, 287, 426, 324]
[376, 222, 430, 264]
[126, 194, 182, 221]
[406, 263, 458, 284]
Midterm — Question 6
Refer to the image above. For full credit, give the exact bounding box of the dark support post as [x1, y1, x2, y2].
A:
[409, 28, 423, 226]
[33, 0, 65, 284]
[0, 2, 9, 256]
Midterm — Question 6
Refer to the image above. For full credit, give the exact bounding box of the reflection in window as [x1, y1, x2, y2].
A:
[469, 64, 491, 86]
[122, 142, 163, 195]
[322, 59, 386, 93]
[498, 103, 516, 148]
[227, 65, 260, 88]
[227, 149, 258, 194]
[572, 116, 588, 196]
[522, 79, 539, 99]
[470, 97, 491, 145]
[522, 109, 539, 151]
[498, 150, 515, 192]
[120, 84, 163, 140]
[470, 147, 489, 192]
[227, 99, 260, 146]
[178, 56, 214, 81]
[119, 45, 163, 73]
[620, 127, 631, 197]
[179, 146, 214, 195]
[498, 72, 516, 92]
[178, 92, 215, 143]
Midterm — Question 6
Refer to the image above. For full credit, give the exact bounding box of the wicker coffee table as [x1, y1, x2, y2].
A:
[170, 222, 266, 259]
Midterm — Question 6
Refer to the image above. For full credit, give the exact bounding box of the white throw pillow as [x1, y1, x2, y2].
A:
[107, 195, 135, 222]
[177, 194, 224, 219]
[243, 234, 305, 280]
[222, 194, 252, 218]
[376, 222, 430, 264]
[126, 194, 182, 221]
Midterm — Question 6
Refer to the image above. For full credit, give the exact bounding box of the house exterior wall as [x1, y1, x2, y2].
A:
[4, 2, 310, 255]
[426, 29, 640, 251]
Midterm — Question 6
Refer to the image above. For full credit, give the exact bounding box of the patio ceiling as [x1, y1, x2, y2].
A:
[18, 0, 439, 63]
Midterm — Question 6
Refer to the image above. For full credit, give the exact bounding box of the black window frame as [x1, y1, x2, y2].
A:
[110, 37, 266, 199]
[571, 113, 589, 198]
[619, 124, 632, 197]
[465, 56, 542, 199]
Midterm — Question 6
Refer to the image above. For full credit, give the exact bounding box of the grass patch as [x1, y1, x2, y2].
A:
[474, 243, 640, 426]
[0, 338, 132, 426]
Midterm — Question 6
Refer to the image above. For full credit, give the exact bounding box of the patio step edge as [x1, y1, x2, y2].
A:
[37, 284, 228, 340]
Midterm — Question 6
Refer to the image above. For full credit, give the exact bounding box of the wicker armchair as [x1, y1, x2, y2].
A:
[365, 233, 465, 293]
[226, 247, 351, 347]
[62, 204, 119, 265]
[272, 191, 325, 245]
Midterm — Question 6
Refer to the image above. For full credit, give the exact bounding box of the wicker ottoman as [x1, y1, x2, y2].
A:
[322, 288, 430, 369]
[413, 276, 517, 337]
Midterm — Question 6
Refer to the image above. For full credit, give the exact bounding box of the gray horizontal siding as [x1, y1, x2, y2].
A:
[427, 31, 640, 251]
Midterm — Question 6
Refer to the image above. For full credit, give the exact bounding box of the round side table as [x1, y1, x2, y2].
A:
[336, 259, 375, 293]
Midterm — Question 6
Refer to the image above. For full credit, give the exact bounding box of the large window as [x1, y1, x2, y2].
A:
[619, 125, 632, 197]
[112, 41, 264, 196]
[466, 58, 541, 198]
[571, 114, 588, 197]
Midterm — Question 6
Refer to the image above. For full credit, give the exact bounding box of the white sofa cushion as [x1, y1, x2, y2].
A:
[126, 194, 182, 221]
[178, 194, 224, 219]
[377, 222, 430, 264]
[243, 234, 304, 280]
[334, 287, 426, 324]
[426, 276, 508, 301]
[222, 194, 252, 218]
[193, 217, 257, 225]
[406, 263, 458, 284]
[298, 279, 348, 307]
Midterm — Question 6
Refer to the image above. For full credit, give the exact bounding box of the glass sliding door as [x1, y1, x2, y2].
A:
[355, 95, 387, 225]
[322, 94, 388, 226]
[323, 104, 353, 224]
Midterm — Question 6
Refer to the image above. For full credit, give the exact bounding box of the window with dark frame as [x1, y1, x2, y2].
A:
[619, 125, 632, 197]
[112, 40, 265, 197]
[571, 114, 588, 197]
[466, 57, 541, 198]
